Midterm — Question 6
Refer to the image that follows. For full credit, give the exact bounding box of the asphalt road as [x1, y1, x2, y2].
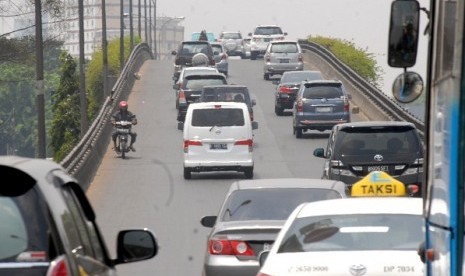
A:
[86, 56, 365, 275]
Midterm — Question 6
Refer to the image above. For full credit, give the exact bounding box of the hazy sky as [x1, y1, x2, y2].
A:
[157, 0, 430, 95]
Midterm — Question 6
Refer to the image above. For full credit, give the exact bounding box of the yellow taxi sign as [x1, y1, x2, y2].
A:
[351, 171, 406, 197]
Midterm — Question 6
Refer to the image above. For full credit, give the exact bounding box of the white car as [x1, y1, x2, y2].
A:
[257, 197, 425, 276]
[178, 102, 258, 179]
[173, 66, 219, 91]
[248, 25, 287, 60]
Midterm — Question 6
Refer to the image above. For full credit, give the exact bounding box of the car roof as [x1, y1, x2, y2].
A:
[189, 101, 248, 109]
[270, 40, 298, 44]
[228, 178, 348, 195]
[295, 197, 422, 218]
[182, 66, 217, 71]
[203, 84, 248, 90]
[184, 73, 226, 79]
[334, 120, 416, 130]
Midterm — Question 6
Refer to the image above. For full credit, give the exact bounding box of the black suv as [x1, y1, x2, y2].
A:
[313, 121, 424, 197]
[171, 41, 216, 82]
[0, 156, 158, 275]
[199, 84, 256, 121]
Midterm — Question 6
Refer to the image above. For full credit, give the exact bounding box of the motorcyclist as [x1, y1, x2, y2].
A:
[111, 101, 138, 152]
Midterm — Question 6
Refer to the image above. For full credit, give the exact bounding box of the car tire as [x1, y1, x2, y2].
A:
[183, 168, 191, 179]
[264, 73, 270, 80]
[251, 52, 257, 60]
[244, 167, 253, 179]
[295, 128, 303, 138]
[275, 105, 284, 116]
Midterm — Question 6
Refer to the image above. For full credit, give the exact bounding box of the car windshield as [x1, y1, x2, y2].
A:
[185, 78, 226, 90]
[192, 108, 244, 127]
[271, 43, 298, 53]
[0, 188, 50, 262]
[222, 33, 241, 39]
[221, 188, 342, 221]
[255, 27, 283, 35]
[334, 127, 421, 155]
[278, 214, 423, 252]
[302, 85, 343, 99]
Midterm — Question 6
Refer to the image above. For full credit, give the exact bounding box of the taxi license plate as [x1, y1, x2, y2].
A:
[210, 143, 227, 150]
[368, 166, 389, 172]
[316, 107, 332, 112]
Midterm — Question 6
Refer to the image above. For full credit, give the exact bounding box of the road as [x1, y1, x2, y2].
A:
[86, 57, 364, 275]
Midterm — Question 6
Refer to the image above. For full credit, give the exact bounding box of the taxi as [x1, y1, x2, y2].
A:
[257, 172, 425, 276]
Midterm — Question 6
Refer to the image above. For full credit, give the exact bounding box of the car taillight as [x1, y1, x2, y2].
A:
[298, 54, 303, 62]
[179, 90, 187, 105]
[279, 86, 292, 94]
[222, 53, 228, 60]
[47, 255, 69, 276]
[184, 140, 202, 153]
[208, 239, 255, 256]
[210, 59, 216, 66]
[235, 139, 253, 152]
[265, 54, 270, 62]
[297, 100, 303, 112]
[257, 273, 273, 276]
[344, 97, 349, 112]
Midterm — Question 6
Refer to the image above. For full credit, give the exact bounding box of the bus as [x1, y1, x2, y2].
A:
[388, 0, 464, 275]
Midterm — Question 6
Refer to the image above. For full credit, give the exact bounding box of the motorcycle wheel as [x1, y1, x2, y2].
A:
[121, 140, 126, 159]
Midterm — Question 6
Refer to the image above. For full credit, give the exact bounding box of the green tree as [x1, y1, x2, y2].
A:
[308, 36, 384, 89]
[49, 53, 81, 161]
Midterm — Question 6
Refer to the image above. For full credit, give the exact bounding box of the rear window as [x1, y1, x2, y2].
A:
[271, 43, 298, 53]
[335, 127, 421, 155]
[185, 78, 226, 90]
[221, 33, 242, 39]
[222, 188, 342, 221]
[0, 188, 50, 262]
[202, 89, 249, 103]
[302, 85, 343, 99]
[254, 26, 283, 35]
[192, 108, 244, 127]
[181, 43, 210, 55]
[211, 45, 223, 53]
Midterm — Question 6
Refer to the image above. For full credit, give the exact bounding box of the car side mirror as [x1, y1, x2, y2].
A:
[388, 0, 420, 68]
[252, 99, 256, 106]
[313, 148, 325, 158]
[248, 32, 252, 36]
[177, 121, 184, 131]
[115, 229, 158, 265]
[392, 71, 424, 103]
[252, 121, 259, 130]
[283, 32, 288, 36]
[171, 50, 177, 55]
[200, 215, 217, 227]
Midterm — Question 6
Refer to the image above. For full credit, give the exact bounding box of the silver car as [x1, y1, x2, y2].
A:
[248, 25, 287, 60]
[200, 178, 348, 276]
[263, 40, 304, 80]
[210, 42, 229, 76]
[218, 31, 245, 58]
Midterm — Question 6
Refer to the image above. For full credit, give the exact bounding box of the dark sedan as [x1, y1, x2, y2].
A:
[200, 178, 348, 276]
[273, 70, 323, 116]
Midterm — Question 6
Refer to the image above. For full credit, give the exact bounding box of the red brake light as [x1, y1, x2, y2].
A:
[47, 255, 69, 276]
[179, 90, 187, 105]
[279, 86, 292, 94]
[343, 96, 349, 112]
[257, 273, 272, 276]
[184, 140, 202, 153]
[235, 139, 253, 152]
[297, 100, 303, 112]
[208, 239, 255, 256]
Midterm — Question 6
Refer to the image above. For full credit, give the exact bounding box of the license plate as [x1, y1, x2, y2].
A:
[117, 128, 130, 133]
[280, 59, 290, 63]
[210, 143, 227, 150]
[368, 166, 389, 172]
[316, 107, 333, 112]
[264, 38, 272, 42]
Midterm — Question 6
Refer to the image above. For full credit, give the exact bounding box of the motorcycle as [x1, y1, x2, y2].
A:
[114, 120, 133, 159]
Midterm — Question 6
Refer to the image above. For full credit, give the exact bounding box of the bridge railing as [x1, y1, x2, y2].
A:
[60, 43, 153, 189]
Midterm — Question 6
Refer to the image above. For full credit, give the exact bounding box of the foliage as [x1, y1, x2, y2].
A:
[308, 36, 384, 89]
[0, 37, 63, 157]
[86, 36, 142, 120]
[50, 53, 81, 161]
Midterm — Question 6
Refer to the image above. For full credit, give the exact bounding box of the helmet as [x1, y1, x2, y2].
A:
[118, 101, 128, 110]
[191, 53, 209, 66]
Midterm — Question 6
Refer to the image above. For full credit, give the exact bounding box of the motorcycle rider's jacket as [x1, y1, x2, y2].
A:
[111, 110, 137, 125]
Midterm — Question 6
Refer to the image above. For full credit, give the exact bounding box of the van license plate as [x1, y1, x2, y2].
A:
[210, 143, 227, 150]
[368, 166, 389, 172]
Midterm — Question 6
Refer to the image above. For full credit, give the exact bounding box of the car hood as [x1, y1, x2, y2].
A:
[261, 251, 424, 276]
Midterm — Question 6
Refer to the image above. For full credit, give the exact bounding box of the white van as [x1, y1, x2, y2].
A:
[178, 102, 258, 179]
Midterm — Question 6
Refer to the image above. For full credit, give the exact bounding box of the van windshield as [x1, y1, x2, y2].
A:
[192, 108, 244, 127]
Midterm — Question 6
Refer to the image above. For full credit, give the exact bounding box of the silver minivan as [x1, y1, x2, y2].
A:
[263, 40, 304, 80]
[178, 102, 258, 179]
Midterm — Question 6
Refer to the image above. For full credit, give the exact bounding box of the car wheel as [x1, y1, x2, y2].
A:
[264, 73, 270, 80]
[244, 167, 253, 179]
[251, 52, 257, 60]
[183, 168, 191, 179]
[295, 128, 303, 138]
[275, 105, 284, 116]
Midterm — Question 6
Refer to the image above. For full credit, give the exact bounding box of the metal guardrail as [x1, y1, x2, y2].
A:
[60, 43, 153, 189]
[298, 40, 425, 139]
